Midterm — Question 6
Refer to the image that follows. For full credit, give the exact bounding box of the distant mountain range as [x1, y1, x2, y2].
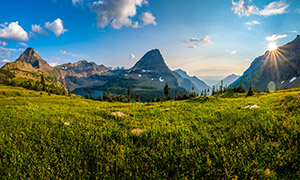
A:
[214, 74, 240, 89]
[1, 48, 211, 100]
[232, 35, 300, 91]
[3, 35, 300, 98]
[173, 69, 211, 94]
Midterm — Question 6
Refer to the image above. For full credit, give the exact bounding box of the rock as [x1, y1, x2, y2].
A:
[160, 107, 170, 111]
[64, 122, 70, 126]
[131, 128, 144, 136]
[111, 111, 126, 117]
[245, 104, 259, 109]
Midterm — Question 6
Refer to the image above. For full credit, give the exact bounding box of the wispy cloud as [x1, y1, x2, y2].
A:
[232, 0, 289, 17]
[0, 47, 23, 58]
[183, 36, 214, 49]
[228, 50, 237, 55]
[245, 20, 260, 25]
[266, 34, 287, 41]
[18, 42, 28, 47]
[60, 49, 85, 58]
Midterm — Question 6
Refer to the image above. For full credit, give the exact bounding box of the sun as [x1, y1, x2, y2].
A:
[268, 42, 278, 51]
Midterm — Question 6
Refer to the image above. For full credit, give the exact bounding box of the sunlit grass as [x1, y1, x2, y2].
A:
[0, 85, 300, 179]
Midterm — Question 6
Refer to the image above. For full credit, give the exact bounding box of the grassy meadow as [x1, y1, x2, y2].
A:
[0, 85, 300, 179]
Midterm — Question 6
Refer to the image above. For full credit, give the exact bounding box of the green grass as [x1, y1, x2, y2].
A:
[0, 85, 300, 179]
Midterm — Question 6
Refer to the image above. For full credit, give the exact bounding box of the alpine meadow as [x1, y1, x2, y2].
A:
[1, 0, 300, 179]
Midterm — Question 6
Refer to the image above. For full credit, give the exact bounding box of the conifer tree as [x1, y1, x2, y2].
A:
[163, 83, 170, 101]
[247, 84, 254, 96]
[85, 93, 89, 99]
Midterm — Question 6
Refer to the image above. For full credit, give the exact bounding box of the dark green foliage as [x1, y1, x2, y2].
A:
[163, 83, 170, 101]
[247, 84, 254, 96]
[85, 93, 89, 99]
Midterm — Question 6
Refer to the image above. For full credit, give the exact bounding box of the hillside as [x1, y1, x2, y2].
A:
[0, 85, 300, 179]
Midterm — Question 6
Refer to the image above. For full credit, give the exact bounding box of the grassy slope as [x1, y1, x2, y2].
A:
[0, 85, 300, 179]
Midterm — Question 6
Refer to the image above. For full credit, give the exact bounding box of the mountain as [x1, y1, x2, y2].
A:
[57, 60, 122, 91]
[2, 48, 62, 83]
[232, 35, 300, 91]
[18, 48, 52, 70]
[95, 49, 182, 100]
[174, 69, 211, 93]
[3, 48, 53, 72]
[214, 74, 240, 89]
[1, 48, 124, 91]
[173, 71, 200, 93]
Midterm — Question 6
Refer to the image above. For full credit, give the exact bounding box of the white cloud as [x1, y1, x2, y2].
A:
[245, 20, 260, 25]
[259, 0, 289, 16]
[0, 47, 18, 58]
[0, 22, 8, 27]
[183, 36, 214, 46]
[18, 42, 28, 47]
[1, 59, 10, 63]
[232, 0, 259, 17]
[45, 18, 68, 37]
[232, 0, 289, 17]
[0, 22, 29, 41]
[0, 41, 7, 46]
[90, 0, 149, 29]
[31, 24, 49, 36]
[266, 34, 287, 41]
[60, 49, 85, 58]
[129, 54, 136, 60]
[49, 62, 58, 67]
[140, 11, 157, 26]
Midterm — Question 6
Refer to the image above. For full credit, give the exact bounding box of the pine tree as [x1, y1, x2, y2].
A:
[97, 95, 102, 101]
[107, 88, 111, 101]
[175, 89, 178, 100]
[127, 85, 131, 102]
[212, 86, 215, 95]
[103, 91, 107, 101]
[247, 84, 254, 96]
[220, 80, 223, 93]
[67, 88, 71, 97]
[163, 83, 170, 101]
[157, 95, 161, 102]
[85, 93, 89, 99]
[41, 73, 46, 91]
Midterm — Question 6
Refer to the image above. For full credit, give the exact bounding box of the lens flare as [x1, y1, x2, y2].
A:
[268, 42, 278, 51]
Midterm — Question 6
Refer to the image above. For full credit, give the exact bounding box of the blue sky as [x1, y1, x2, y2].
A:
[1, 0, 300, 85]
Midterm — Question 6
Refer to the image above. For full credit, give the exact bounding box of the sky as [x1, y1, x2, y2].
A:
[1, 0, 300, 85]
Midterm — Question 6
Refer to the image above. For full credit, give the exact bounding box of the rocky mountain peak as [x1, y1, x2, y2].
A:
[18, 48, 51, 69]
[132, 49, 169, 71]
